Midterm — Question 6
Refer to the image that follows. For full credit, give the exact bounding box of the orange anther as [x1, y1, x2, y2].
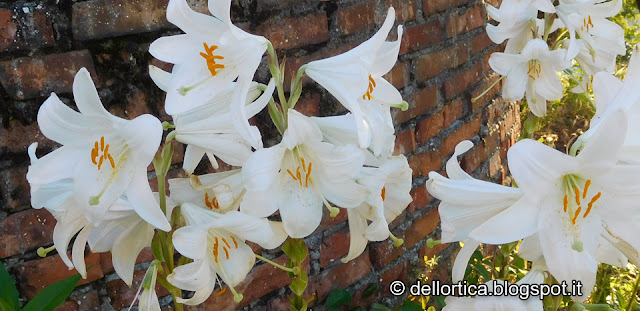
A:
[572, 206, 582, 225]
[573, 186, 581, 206]
[215, 288, 227, 296]
[222, 238, 231, 249]
[301, 157, 306, 172]
[231, 235, 238, 249]
[200, 42, 225, 77]
[583, 192, 601, 218]
[563, 194, 568, 213]
[381, 187, 386, 201]
[287, 169, 297, 180]
[583, 180, 591, 199]
[224, 247, 229, 260]
[362, 75, 376, 100]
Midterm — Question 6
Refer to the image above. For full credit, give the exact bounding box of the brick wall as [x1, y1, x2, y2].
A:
[0, 0, 518, 310]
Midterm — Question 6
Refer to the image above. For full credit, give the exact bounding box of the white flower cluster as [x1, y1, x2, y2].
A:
[427, 0, 640, 309]
[487, 0, 624, 116]
[26, 0, 413, 308]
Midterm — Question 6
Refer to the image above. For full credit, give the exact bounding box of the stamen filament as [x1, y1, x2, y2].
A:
[216, 261, 243, 303]
[90, 147, 130, 205]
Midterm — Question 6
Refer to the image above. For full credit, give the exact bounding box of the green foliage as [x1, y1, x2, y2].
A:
[0, 261, 19, 311]
[22, 273, 82, 311]
[326, 290, 352, 308]
[609, 0, 640, 72]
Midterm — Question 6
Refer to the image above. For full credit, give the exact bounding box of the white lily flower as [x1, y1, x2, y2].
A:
[443, 263, 546, 311]
[343, 155, 412, 263]
[28, 68, 170, 231]
[580, 45, 640, 164]
[486, 0, 556, 54]
[168, 203, 287, 305]
[451, 112, 640, 301]
[242, 110, 368, 238]
[169, 170, 244, 214]
[556, 0, 624, 61]
[305, 7, 405, 156]
[149, 0, 270, 148]
[489, 39, 570, 116]
[150, 67, 276, 173]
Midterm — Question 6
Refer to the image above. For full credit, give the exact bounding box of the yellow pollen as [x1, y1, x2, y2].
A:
[381, 187, 386, 201]
[563, 194, 568, 213]
[583, 180, 591, 199]
[286, 160, 313, 188]
[573, 186, 581, 206]
[230, 235, 238, 249]
[362, 75, 376, 100]
[90, 136, 115, 170]
[200, 42, 225, 77]
[215, 288, 227, 296]
[572, 206, 582, 225]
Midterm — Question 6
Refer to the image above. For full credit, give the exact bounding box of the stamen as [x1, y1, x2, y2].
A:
[563, 194, 568, 213]
[362, 75, 376, 100]
[583, 180, 591, 199]
[100, 136, 104, 150]
[305, 162, 312, 188]
[212, 197, 219, 209]
[230, 236, 238, 249]
[215, 288, 227, 296]
[301, 157, 306, 172]
[224, 247, 229, 260]
[573, 186, 581, 206]
[205, 193, 213, 209]
[107, 154, 115, 168]
[222, 238, 231, 249]
[583, 192, 601, 218]
[215, 261, 244, 303]
[572, 206, 582, 225]
[287, 169, 297, 180]
[296, 167, 302, 186]
[381, 187, 386, 201]
[200, 43, 225, 77]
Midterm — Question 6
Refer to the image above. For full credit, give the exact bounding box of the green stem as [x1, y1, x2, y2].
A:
[626, 272, 640, 311]
[255, 254, 300, 274]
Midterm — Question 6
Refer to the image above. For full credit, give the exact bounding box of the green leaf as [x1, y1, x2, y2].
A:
[0, 297, 16, 311]
[289, 270, 308, 297]
[370, 303, 391, 311]
[0, 260, 19, 311]
[22, 273, 82, 311]
[400, 300, 423, 311]
[326, 289, 351, 307]
[361, 283, 378, 299]
[151, 233, 165, 263]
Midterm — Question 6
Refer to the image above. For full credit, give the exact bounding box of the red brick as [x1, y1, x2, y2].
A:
[0, 50, 98, 100]
[386, 0, 417, 22]
[311, 251, 372, 303]
[107, 269, 170, 310]
[423, 0, 468, 16]
[418, 240, 449, 262]
[446, 4, 485, 37]
[441, 114, 482, 156]
[337, 1, 376, 36]
[412, 85, 439, 118]
[489, 151, 502, 178]
[0, 120, 57, 154]
[378, 260, 408, 298]
[384, 62, 408, 89]
[295, 92, 320, 117]
[0, 166, 30, 212]
[57, 291, 101, 311]
[317, 207, 348, 233]
[443, 62, 483, 100]
[18, 252, 103, 299]
[0, 209, 55, 258]
[394, 127, 416, 155]
[369, 233, 405, 269]
[404, 208, 440, 249]
[416, 41, 469, 81]
[393, 108, 412, 125]
[472, 31, 494, 54]
[399, 21, 442, 55]
[0, 5, 56, 52]
[410, 185, 432, 213]
[257, 12, 329, 50]
[408, 150, 442, 178]
[0, 9, 17, 50]
[256, 0, 324, 12]
[415, 111, 444, 145]
[443, 99, 464, 125]
[461, 143, 487, 173]
[72, 0, 171, 40]
[320, 231, 350, 267]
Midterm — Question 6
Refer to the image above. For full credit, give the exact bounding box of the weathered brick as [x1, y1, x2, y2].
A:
[472, 31, 494, 54]
[423, 0, 468, 16]
[471, 72, 502, 113]
[0, 5, 56, 52]
[408, 150, 442, 178]
[412, 85, 439, 118]
[369, 233, 405, 269]
[0, 209, 55, 258]
[256, 0, 323, 13]
[0, 50, 98, 100]
[416, 41, 469, 81]
[378, 260, 408, 298]
[72, 0, 171, 40]
[257, 12, 329, 50]
[441, 114, 482, 156]
[386, 0, 417, 22]
[337, 1, 376, 36]
[446, 4, 485, 37]
[107, 269, 170, 309]
[404, 208, 440, 249]
[0, 166, 30, 212]
[461, 143, 486, 173]
[394, 127, 416, 155]
[311, 251, 372, 303]
[415, 111, 444, 145]
[0, 9, 18, 50]
[99, 248, 154, 275]
[384, 62, 408, 89]
[410, 185, 432, 213]
[443, 61, 483, 100]
[399, 21, 442, 55]
[57, 291, 101, 311]
[295, 92, 320, 117]
[18, 252, 103, 299]
[320, 230, 350, 267]
[0, 119, 57, 155]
